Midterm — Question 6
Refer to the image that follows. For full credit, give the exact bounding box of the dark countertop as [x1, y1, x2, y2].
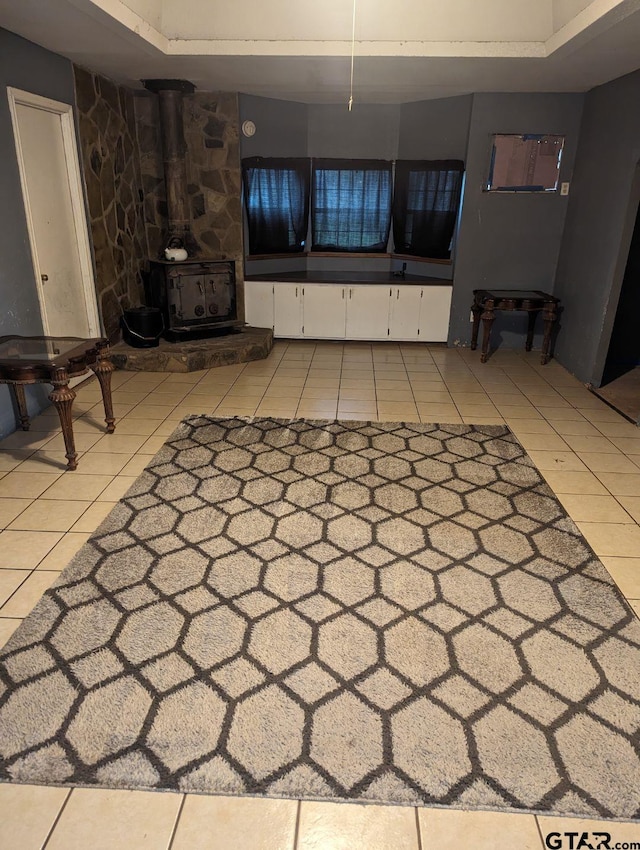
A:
[244, 271, 452, 286]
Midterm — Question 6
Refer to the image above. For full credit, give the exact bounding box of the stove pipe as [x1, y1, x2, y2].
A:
[142, 78, 200, 256]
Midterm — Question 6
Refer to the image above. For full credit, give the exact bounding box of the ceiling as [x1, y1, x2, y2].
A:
[1, 0, 640, 102]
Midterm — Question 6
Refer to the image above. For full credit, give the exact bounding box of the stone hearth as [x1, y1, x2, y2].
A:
[111, 326, 272, 372]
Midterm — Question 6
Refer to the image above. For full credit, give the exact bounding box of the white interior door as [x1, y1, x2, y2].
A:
[8, 88, 100, 339]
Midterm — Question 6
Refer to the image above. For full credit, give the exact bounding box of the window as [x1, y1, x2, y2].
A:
[392, 160, 464, 260]
[242, 157, 310, 254]
[242, 157, 466, 259]
[311, 159, 392, 252]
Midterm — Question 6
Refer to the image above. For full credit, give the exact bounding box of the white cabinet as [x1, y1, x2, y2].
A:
[274, 283, 303, 337]
[389, 286, 422, 340]
[345, 285, 390, 339]
[418, 286, 452, 342]
[244, 280, 452, 341]
[244, 281, 274, 329]
[302, 285, 346, 338]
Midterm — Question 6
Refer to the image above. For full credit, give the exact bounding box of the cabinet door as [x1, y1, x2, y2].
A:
[273, 283, 303, 337]
[244, 281, 274, 329]
[345, 285, 391, 340]
[388, 286, 422, 340]
[418, 286, 452, 342]
[302, 285, 347, 338]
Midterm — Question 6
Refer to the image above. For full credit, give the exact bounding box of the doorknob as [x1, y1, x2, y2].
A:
[41, 274, 48, 282]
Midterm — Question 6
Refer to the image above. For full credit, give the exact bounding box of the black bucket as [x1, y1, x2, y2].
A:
[121, 307, 164, 348]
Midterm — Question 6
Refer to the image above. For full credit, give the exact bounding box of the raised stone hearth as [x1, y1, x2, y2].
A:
[111, 326, 272, 372]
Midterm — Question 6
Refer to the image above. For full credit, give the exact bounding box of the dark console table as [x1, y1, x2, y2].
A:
[0, 336, 116, 471]
[470, 289, 560, 365]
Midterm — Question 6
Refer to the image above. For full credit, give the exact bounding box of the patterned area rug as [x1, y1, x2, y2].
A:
[1, 417, 640, 820]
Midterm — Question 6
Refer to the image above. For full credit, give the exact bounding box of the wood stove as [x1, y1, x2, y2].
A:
[140, 78, 243, 343]
[148, 259, 239, 342]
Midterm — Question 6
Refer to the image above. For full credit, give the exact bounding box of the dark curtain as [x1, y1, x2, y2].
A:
[392, 160, 464, 259]
[242, 157, 310, 254]
[312, 159, 392, 252]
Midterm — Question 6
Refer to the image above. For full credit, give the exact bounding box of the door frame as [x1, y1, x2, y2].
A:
[7, 86, 101, 337]
[592, 161, 640, 386]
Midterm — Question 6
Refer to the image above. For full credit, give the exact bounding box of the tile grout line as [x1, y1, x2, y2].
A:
[534, 813, 548, 849]
[252, 340, 303, 417]
[414, 806, 424, 850]
[0, 565, 38, 615]
[295, 341, 327, 419]
[400, 347, 422, 418]
[297, 342, 340, 420]
[293, 799, 302, 850]
[166, 793, 187, 850]
[41, 787, 73, 849]
[217, 358, 270, 416]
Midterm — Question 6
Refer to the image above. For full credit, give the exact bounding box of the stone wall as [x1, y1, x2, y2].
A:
[135, 91, 244, 298]
[74, 66, 147, 339]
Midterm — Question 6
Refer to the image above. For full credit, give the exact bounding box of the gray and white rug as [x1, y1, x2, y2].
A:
[1, 417, 639, 820]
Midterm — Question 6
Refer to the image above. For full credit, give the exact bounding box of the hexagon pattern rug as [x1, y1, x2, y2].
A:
[1, 417, 640, 819]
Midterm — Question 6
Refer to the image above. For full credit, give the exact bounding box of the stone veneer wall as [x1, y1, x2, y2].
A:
[74, 66, 147, 340]
[135, 91, 244, 316]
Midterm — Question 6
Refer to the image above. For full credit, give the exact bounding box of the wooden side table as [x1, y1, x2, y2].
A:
[470, 289, 560, 365]
[0, 336, 116, 471]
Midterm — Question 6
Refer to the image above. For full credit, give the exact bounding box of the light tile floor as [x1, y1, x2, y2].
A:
[1, 339, 639, 848]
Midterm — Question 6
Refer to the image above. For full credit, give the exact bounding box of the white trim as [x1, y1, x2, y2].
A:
[7, 87, 102, 338]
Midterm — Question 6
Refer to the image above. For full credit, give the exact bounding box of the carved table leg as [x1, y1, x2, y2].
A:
[49, 367, 77, 471]
[541, 302, 558, 365]
[526, 310, 537, 352]
[480, 304, 495, 363]
[91, 343, 116, 433]
[470, 303, 482, 350]
[11, 384, 30, 430]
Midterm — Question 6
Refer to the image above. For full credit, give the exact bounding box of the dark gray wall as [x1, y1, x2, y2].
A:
[553, 69, 640, 386]
[240, 95, 470, 163]
[0, 28, 78, 438]
[240, 96, 461, 277]
[239, 95, 307, 158]
[307, 103, 400, 160]
[398, 95, 472, 160]
[449, 92, 584, 348]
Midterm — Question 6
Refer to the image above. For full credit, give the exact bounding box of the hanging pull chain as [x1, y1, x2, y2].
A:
[348, 0, 356, 111]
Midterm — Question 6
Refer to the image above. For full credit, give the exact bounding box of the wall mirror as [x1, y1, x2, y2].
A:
[485, 134, 564, 192]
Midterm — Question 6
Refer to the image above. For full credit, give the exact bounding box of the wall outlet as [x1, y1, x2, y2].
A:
[560, 182, 570, 196]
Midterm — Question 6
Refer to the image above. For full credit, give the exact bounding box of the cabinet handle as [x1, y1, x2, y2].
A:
[397, 289, 400, 299]
[349, 289, 352, 299]
[296, 287, 298, 297]
[342, 289, 345, 299]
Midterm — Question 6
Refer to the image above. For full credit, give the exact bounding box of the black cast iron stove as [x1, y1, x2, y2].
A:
[148, 259, 239, 342]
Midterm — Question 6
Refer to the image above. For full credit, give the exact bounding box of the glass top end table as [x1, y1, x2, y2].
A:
[470, 290, 560, 364]
[0, 336, 116, 471]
